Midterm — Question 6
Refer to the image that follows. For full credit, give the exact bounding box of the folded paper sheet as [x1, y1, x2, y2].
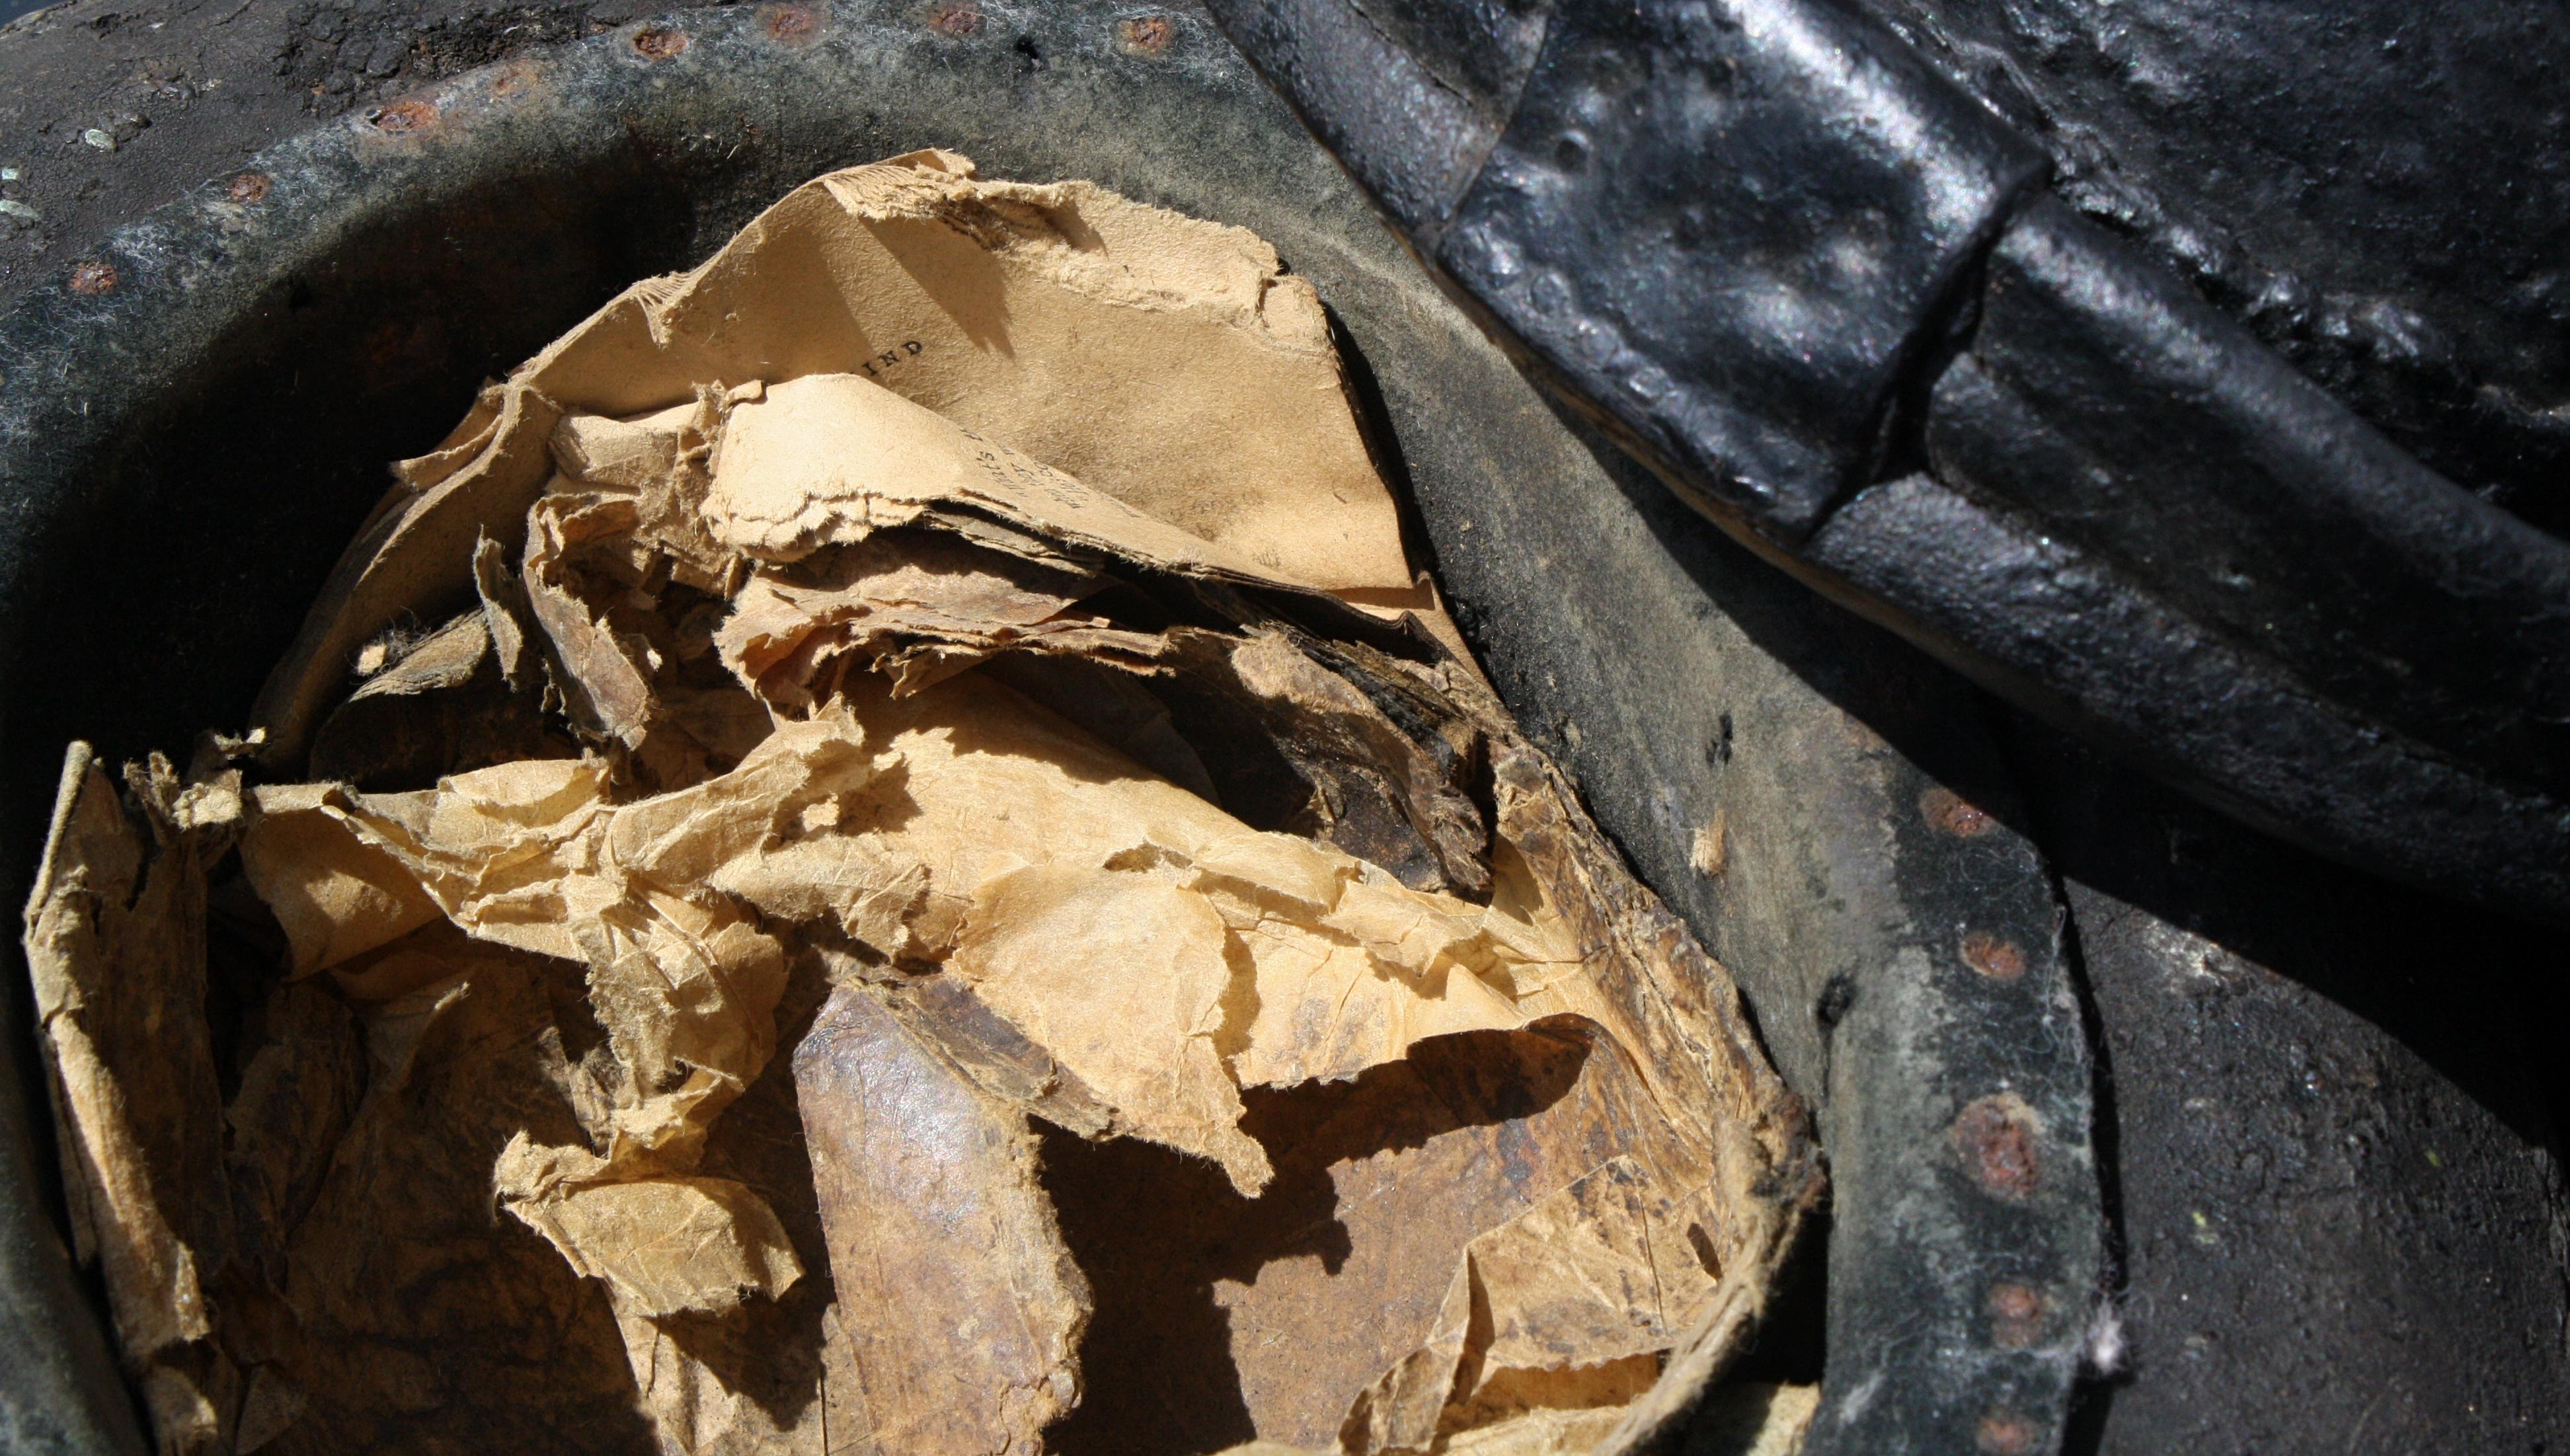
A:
[24, 153, 1818, 1456]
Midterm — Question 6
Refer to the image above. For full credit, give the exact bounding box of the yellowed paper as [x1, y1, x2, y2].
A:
[20, 747, 239, 1454]
[251, 150, 1410, 759]
[1339, 1158, 1697, 1455]
[796, 983, 1087, 1456]
[32, 153, 1821, 1456]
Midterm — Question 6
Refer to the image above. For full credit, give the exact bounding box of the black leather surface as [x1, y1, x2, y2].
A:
[1434, 0, 2046, 539]
[1207, 0, 2570, 922]
[1855, 0, 2570, 538]
[1929, 201, 2570, 805]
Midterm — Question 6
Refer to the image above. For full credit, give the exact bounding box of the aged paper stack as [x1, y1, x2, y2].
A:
[22, 152, 1818, 1456]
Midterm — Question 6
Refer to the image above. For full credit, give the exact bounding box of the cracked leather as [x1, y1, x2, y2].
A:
[1433, 0, 2046, 539]
[1206, 0, 2570, 922]
[1853, 0, 2570, 539]
[1926, 202, 2570, 806]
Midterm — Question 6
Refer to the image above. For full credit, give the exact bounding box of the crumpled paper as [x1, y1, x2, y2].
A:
[22, 151, 1818, 1456]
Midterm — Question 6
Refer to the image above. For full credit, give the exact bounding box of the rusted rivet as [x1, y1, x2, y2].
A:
[1988, 1282, 2046, 1348]
[1951, 1092, 2039, 1200]
[926, 1, 982, 36]
[366, 98, 439, 134]
[1116, 13, 1177, 54]
[68, 260, 118, 295]
[1960, 930, 2026, 982]
[1976, 1409, 2037, 1455]
[1921, 785, 1996, 837]
[760, 2, 822, 42]
[631, 24, 690, 59]
[488, 60, 540, 98]
[226, 172, 272, 205]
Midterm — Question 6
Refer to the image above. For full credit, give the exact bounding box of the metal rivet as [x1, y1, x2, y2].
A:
[1960, 930, 2026, 981]
[1976, 1409, 2037, 1455]
[1987, 1282, 2045, 1348]
[1116, 13, 1177, 54]
[1951, 1093, 2039, 1200]
[488, 60, 541, 98]
[1921, 785, 1996, 837]
[631, 24, 690, 59]
[366, 98, 439, 134]
[761, 3, 822, 44]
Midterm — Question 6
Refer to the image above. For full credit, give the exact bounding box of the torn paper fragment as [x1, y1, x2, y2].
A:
[706, 371, 1291, 584]
[241, 783, 444, 975]
[1211, 874, 1540, 1091]
[823, 670, 1567, 993]
[474, 533, 544, 693]
[251, 150, 1411, 759]
[1433, 1408, 1634, 1456]
[253, 381, 565, 759]
[953, 863, 1274, 1196]
[553, 401, 694, 494]
[572, 151, 1412, 588]
[266, 942, 660, 1456]
[1167, 627, 1493, 896]
[223, 981, 364, 1291]
[604, 944, 862, 1456]
[1463, 1157, 1691, 1373]
[1339, 1159, 1678, 1456]
[984, 653, 1222, 804]
[496, 1155, 804, 1317]
[829, 671, 1578, 1106]
[862, 964, 1120, 1140]
[716, 528, 1157, 707]
[308, 609, 570, 792]
[522, 490, 666, 747]
[1038, 1020, 1717, 1453]
[20, 746, 242, 1455]
[796, 983, 1087, 1456]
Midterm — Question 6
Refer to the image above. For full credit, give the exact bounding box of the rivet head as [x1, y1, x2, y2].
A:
[1116, 13, 1177, 54]
[1951, 1092, 2040, 1200]
[1921, 785, 1996, 837]
[1960, 931, 2026, 981]
[761, 3, 822, 43]
[226, 172, 271, 205]
[1987, 1282, 2046, 1347]
[366, 98, 439, 134]
[1976, 1409, 2037, 1455]
[68, 260, 119, 295]
[926, 2, 983, 36]
[487, 59, 542, 98]
[631, 24, 689, 59]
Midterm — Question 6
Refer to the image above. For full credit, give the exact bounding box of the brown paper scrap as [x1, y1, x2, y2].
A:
[495, 1151, 804, 1317]
[261, 935, 672, 1455]
[35, 150, 1825, 1456]
[241, 723, 899, 1338]
[796, 982, 1088, 1456]
[1339, 1158, 1690, 1455]
[252, 151, 1407, 759]
[717, 527, 1153, 707]
[22, 747, 241, 1453]
[705, 371, 1286, 584]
